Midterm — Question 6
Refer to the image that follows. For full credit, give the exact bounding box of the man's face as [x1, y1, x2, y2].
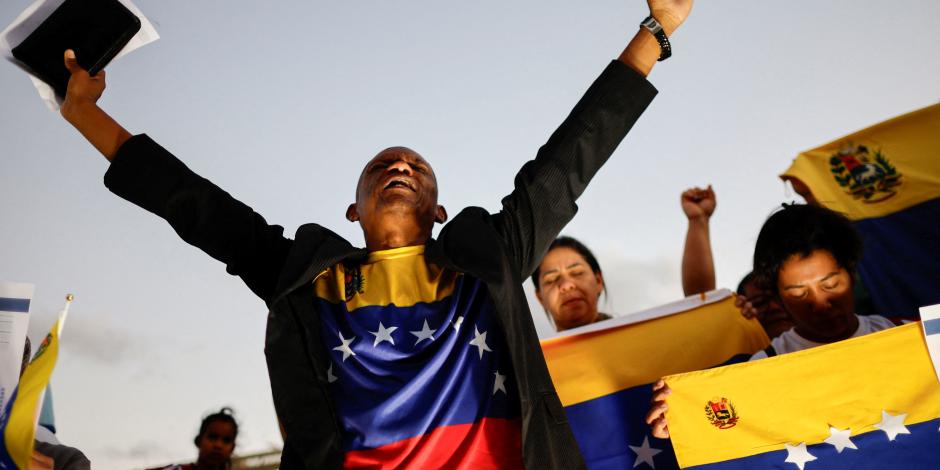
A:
[349, 147, 444, 242]
[777, 249, 857, 343]
[742, 280, 792, 338]
[535, 247, 604, 331]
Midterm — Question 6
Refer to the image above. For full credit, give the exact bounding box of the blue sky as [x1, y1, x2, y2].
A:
[1, 1, 938, 468]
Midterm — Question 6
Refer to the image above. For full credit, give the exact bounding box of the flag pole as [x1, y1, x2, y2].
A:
[57, 294, 73, 336]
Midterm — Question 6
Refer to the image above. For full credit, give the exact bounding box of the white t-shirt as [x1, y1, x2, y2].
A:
[750, 314, 896, 361]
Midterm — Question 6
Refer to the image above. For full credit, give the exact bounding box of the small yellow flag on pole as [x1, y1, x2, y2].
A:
[0, 295, 70, 469]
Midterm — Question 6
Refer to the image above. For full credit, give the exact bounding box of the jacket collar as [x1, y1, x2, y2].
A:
[273, 223, 367, 305]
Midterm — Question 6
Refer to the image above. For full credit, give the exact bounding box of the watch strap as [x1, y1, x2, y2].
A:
[640, 16, 672, 61]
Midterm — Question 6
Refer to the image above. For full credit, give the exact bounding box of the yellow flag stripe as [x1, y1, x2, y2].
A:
[541, 297, 768, 407]
[664, 322, 940, 467]
[313, 245, 459, 310]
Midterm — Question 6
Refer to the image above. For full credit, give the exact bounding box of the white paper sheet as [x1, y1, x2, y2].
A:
[0, 0, 159, 111]
[0, 281, 33, 413]
[919, 303, 940, 383]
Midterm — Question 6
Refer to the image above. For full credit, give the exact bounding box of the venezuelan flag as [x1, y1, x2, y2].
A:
[0, 308, 67, 469]
[541, 291, 768, 469]
[312, 246, 523, 468]
[781, 103, 940, 318]
[664, 322, 940, 469]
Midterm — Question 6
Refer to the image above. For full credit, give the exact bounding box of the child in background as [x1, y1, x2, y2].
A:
[149, 408, 238, 470]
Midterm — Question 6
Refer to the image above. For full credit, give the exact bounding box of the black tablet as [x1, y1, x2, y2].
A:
[11, 0, 141, 98]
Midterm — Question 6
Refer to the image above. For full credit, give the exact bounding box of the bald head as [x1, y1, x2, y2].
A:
[346, 146, 447, 251]
[355, 147, 432, 195]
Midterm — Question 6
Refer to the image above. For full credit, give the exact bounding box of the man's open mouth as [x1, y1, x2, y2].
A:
[384, 177, 416, 191]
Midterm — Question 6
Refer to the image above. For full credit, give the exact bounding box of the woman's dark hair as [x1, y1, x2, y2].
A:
[194, 407, 238, 447]
[531, 236, 604, 295]
[736, 271, 756, 296]
[752, 204, 862, 295]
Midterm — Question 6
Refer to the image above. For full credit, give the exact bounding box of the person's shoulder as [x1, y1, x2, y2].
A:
[769, 328, 811, 355]
[144, 465, 190, 470]
[749, 350, 769, 361]
[293, 223, 359, 253]
[33, 441, 90, 469]
[859, 314, 897, 332]
[749, 328, 812, 360]
[434, 206, 496, 241]
[447, 206, 491, 223]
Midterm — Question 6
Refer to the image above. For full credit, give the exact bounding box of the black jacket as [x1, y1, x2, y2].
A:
[104, 60, 656, 469]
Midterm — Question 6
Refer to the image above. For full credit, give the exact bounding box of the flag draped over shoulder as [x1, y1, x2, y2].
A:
[540, 291, 768, 470]
[664, 322, 940, 469]
[0, 313, 65, 469]
[781, 103, 940, 318]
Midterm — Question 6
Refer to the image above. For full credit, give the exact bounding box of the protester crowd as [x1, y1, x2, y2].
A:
[11, 0, 931, 467]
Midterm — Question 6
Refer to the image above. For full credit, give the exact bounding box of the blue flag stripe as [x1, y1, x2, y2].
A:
[0, 298, 30, 313]
[564, 353, 753, 469]
[855, 197, 940, 318]
[924, 318, 940, 336]
[566, 383, 680, 469]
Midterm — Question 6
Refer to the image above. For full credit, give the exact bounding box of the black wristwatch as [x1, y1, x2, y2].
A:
[640, 16, 671, 61]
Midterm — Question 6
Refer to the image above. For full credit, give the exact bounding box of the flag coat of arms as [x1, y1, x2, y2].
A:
[540, 291, 768, 469]
[664, 322, 940, 469]
[781, 103, 940, 318]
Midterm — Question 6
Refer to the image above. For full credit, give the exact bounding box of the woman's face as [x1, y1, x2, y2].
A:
[776, 249, 857, 343]
[536, 247, 604, 331]
[197, 420, 236, 467]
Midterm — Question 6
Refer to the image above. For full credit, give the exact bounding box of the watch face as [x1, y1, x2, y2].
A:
[641, 17, 662, 34]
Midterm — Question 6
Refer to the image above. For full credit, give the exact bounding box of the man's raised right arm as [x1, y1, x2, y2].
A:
[57, 50, 291, 304]
[60, 49, 131, 161]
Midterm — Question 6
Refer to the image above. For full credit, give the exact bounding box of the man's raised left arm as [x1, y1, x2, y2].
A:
[493, 0, 694, 276]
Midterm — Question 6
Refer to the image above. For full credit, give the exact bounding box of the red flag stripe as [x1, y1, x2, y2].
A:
[343, 417, 524, 469]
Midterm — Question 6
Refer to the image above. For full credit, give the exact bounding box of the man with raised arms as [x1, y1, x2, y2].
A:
[55, 1, 693, 468]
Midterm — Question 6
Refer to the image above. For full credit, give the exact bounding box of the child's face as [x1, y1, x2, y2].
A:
[197, 420, 236, 466]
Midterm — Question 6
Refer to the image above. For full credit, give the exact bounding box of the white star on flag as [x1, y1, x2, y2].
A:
[453, 316, 464, 332]
[628, 435, 661, 468]
[370, 321, 398, 347]
[784, 442, 816, 470]
[469, 326, 492, 359]
[493, 371, 507, 395]
[327, 363, 338, 383]
[333, 332, 356, 361]
[410, 320, 436, 345]
[823, 426, 856, 453]
[874, 410, 910, 441]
